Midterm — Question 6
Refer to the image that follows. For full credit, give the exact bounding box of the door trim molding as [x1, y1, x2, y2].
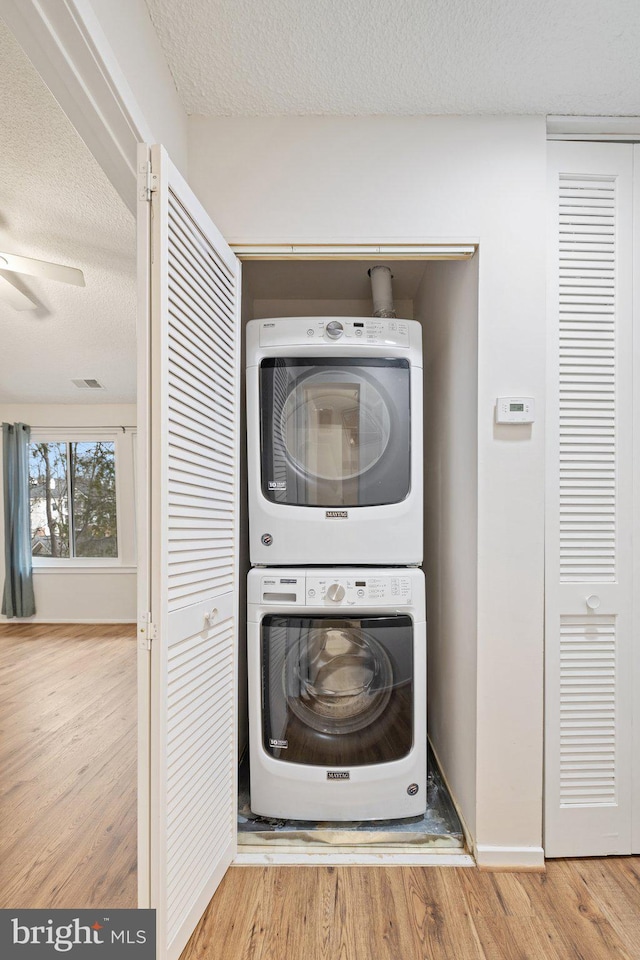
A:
[547, 115, 640, 142]
[230, 241, 478, 260]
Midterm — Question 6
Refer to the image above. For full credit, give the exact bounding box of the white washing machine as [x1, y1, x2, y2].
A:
[247, 567, 426, 821]
[246, 317, 423, 565]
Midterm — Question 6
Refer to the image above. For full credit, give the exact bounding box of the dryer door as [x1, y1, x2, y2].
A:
[260, 358, 410, 507]
[262, 614, 414, 766]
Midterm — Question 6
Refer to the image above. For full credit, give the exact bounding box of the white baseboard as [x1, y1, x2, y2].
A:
[475, 844, 545, 871]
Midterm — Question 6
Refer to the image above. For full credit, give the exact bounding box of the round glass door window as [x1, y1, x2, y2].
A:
[280, 371, 392, 481]
[285, 624, 393, 735]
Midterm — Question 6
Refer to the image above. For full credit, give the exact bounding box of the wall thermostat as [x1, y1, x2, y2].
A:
[495, 397, 535, 424]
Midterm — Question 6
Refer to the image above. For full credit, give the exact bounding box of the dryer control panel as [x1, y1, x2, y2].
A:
[259, 317, 411, 347]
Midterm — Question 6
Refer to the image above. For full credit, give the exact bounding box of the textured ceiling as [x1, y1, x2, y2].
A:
[0, 20, 136, 405]
[144, 0, 640, 117]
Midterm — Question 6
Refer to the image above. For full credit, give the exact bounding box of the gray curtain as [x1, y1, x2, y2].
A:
[2, 422, 36, 618]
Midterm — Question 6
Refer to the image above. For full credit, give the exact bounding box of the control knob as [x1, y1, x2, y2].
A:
[326, 583, 346, 602]
[325, 320, 344, 340]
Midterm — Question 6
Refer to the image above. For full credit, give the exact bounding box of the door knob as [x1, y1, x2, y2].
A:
[204, 608, 219, 626]
[586, 595, 601, 611]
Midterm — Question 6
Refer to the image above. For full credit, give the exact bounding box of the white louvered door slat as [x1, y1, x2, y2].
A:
[545, 142, 633, 857]
[138, 144, 240, 960]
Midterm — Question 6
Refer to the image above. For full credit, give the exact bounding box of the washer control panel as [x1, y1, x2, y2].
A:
[259, 317, 410, 347]
[259, 575, 412, 605]
[305, 575, 412, 606]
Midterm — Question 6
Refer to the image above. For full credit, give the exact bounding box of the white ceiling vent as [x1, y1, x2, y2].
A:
[71, 378, 104, 389]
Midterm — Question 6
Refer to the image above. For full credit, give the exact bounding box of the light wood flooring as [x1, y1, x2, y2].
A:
[181, 858, 640, 960]
[0, 622, 137, 908]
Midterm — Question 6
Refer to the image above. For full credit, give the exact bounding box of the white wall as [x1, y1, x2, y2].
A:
[417, 259, 479, 840]
[0, 403, 136, 623]
[190, 115, 547, 863]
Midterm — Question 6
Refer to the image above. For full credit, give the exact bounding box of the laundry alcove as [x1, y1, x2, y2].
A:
[234, 246, 479, 863]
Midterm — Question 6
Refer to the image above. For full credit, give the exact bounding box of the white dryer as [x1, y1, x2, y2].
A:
[247, 567, 426, 821]
[246, 317, 423, 565]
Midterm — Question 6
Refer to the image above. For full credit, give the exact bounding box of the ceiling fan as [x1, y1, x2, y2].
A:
[0, 250, 85, 311]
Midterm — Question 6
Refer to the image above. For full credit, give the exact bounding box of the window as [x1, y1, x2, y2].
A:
[29, 440, 118, 559]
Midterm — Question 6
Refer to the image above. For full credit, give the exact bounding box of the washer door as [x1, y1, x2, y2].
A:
[286, 624, 393, 735]
[260, 358, 411, 507]
[262, 615, 414, 766]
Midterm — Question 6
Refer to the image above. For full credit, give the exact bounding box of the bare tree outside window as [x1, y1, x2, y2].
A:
[71, 441, 118, 557]
[29, 441, 118, 558]
[29, 442, 69, 557]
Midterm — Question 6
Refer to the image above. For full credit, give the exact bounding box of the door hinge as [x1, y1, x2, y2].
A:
[139, 161, 158, 202]
[139, 613, 158, 651]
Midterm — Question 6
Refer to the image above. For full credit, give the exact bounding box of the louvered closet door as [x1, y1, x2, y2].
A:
[139, 145, 240, 959]
[545, 142, 633, 857]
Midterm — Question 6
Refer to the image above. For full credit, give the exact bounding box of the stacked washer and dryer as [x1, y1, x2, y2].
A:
[245, 271, 426, 821]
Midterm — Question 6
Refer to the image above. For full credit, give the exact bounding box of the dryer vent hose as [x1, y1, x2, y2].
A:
[369, 265, 396, 318]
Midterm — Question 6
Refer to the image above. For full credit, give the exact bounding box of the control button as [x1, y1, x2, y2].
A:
[326, 583, 346, 602]
[307, 329, 314, 337]
[355, 329, 363, 338]
[308, 588, 316, 598]
[325, 320, 344, 340]
[357, 589, 365, 598]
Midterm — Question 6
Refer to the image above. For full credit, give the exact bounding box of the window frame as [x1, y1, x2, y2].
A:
[29, 427, 125, 569]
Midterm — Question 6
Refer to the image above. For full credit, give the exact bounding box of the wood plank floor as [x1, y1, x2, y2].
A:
[181, 858, 640, 960]
[0, 622, 137, 908]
